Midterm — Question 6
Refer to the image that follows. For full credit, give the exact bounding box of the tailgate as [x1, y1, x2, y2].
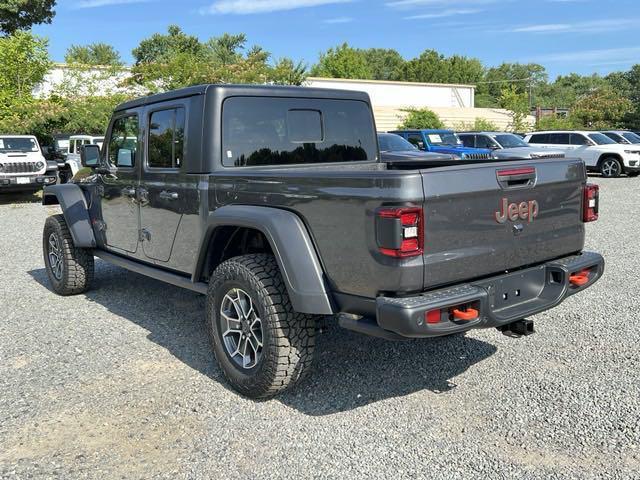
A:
[420, 159, 586, 289]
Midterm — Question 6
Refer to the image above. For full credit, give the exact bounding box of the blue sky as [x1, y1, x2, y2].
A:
[34, 0, 640, 79]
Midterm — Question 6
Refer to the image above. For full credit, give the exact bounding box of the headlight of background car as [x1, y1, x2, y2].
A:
[35, 161, 45, 170]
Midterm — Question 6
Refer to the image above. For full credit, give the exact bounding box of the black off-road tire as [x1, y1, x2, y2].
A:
[206, 254, 316, 399]
[599, 156, 622, 178]
[43, 214, 94, 295]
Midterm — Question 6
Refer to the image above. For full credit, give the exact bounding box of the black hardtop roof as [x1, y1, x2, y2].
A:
[115, 84, 372, 112]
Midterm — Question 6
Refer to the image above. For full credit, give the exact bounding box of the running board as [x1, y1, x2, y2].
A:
[90, 250, 208, 295]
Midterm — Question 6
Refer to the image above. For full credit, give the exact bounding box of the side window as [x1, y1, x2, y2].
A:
[148, 107, 185, 169]
[549, 133, 570, 145]
[107, 115, 139, 168]
[529, 134, 549, 144]
[475, 135, 496, 149]
[407, 134, 424, 149]
[570, 133, 589, 145]
[459, 135, 475, 147]
[69, 141, 75, 154]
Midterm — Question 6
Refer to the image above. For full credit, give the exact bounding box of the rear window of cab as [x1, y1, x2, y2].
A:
[222, 97, 378, 167]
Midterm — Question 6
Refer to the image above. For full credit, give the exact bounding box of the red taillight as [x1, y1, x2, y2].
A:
[426, 309, 441, 324]
[377, 207, 424, 258]
[583, 184, 599, 222]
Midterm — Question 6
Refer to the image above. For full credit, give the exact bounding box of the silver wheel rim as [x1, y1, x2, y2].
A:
[220, 288, 263, 370]
[48, 233, 63, 281]
[603, 160, 620, 177]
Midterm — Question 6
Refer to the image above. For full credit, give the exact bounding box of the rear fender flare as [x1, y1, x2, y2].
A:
[42, 184, 96, 248]
[194, 205, 334, 315]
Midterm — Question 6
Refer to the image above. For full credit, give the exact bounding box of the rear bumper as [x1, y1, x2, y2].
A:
[0, 175, 57, 190]
[373, 251, 604, 338]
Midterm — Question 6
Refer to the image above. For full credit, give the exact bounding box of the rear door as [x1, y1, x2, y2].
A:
[420, 159, 586, 289]
[138, 102, 193, 263]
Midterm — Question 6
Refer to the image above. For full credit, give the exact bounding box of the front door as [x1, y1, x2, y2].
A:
[100, 113, 141, 254]
[139, 104, 188, 263]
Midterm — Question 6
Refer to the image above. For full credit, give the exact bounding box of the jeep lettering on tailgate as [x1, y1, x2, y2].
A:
[495, 198, 539, 224]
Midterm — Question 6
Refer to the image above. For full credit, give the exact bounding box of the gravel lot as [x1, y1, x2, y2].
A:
[0, 177, 638, 479]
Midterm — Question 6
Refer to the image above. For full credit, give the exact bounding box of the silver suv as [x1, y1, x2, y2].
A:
[458, 132, 565, 160]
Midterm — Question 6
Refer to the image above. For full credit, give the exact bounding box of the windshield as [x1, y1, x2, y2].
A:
[378, 134, 418, 152]
[426, 132, 462, 147]
[622, 132, 640, 144]
[494, 134, 528, 148]
[588, 133, 616, 145]
[0, 137, 39, 153]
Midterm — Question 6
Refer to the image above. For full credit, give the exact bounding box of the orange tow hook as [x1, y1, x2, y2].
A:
[569, 269, 591, 287]
[452, 307, 479, 321]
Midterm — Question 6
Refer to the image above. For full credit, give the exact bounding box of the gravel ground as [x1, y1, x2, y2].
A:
[0, 176, 638, 479]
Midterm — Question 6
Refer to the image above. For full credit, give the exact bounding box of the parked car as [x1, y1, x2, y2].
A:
[43, 85, 604, 398]
[60, 135, 105, 183]
[391, 129, 494, 160]
[0, 135, 58, 192]
[458, 132, 565, 160]
[601, 130, 640, 145]
[524, 131, 640, 177]
[378, 132, 456, 165]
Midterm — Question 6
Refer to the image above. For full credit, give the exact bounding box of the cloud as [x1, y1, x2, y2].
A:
[387, 0, 500, 7]
[200, 0, 352, 15]
[405, 8, 480, 19]
[323, 16, 353, 23]
[511, 18, 640, 34]
[76, 0, 149, 7]
[532, 46, 640, 64]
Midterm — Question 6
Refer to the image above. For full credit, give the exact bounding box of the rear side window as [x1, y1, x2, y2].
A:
[222, 97, 377, 167]
[107, 115, 139, 168]
[148, 107, 185, 169]
[528, 134, 549, 144]
[475, 135, 496, 149]
[459, 135, 475, 147]
[549, 133, 570, 144]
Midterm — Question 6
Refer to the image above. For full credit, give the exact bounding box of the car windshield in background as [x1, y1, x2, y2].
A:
[494, 134, 529, 148]
[427, 132, 461, 147]
[588, 133, 616, 145]
[378, 133, 418, 152]
[0, 137, 38, 153]
[622, 132, 640, 143]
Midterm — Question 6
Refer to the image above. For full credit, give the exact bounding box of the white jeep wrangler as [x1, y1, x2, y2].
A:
[0, 135, 58, 192]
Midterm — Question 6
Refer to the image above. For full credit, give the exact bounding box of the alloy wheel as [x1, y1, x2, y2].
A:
[48, 233, 63, 281]
[602, 159, 621, 177]
[219, 288, 264, 370]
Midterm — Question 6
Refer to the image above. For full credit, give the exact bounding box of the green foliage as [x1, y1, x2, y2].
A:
[478, 63, 546, 101]
[535, 115, 580, 131]
[399, 108, 444, 130]
[270, 57, 307, 86]
[132, 25, 202, 64]
[359, 48, 404, 81]
[311, 43, 371, 79]
[499, 85, 530, 132]
[455, 117, 499, 132]
[0, 30, 51, 98]
[65, 43, 122, 66]
[571, 88, 632, 130]
[0, 0, 56, 35]
[396, 49, 483, 85]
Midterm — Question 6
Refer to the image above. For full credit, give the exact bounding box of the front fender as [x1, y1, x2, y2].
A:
[194, 205, 334, 315]
[42, 184, 96, 248]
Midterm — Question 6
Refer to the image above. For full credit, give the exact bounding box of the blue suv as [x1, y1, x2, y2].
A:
[391, 129, 494, 160]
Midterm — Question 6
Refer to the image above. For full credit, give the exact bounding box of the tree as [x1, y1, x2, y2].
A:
[0, 0, 55, 35]
[398, 108, 444, 129]
[359, 48, 404, 81]
[270, 58, 307, 85]
[455, 117, 499, 132]
[311, 43, 371, 79]
[65, 43, 122, 66]
[477, 63, 547, 107]
[206, 33, 246, 65]
[396, 50, 484, 86]
[132, 25, 202, 64]
[572, 88, 632, 130]
[0, 30, 51, 98]
[499, 85, 530, 132]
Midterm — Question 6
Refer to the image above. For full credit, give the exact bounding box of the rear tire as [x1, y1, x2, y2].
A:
[599, 156, 622, 178]
[43, 214, 94, 295]
[206, 254, 316, 399]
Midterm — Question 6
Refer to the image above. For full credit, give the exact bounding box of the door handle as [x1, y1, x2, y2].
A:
[159, 190, 179, 200]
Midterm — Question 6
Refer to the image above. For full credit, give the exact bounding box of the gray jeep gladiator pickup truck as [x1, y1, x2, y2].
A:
[41, 85, 604, 398]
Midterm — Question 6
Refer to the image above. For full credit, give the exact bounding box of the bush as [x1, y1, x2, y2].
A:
[535, 115, 580, 131]
[455, 117, 500, 132]
[399, 108, 444, 129]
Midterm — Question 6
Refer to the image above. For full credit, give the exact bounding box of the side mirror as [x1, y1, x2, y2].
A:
[417, 141, 426, 150]
[81, 144, 101, 168]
